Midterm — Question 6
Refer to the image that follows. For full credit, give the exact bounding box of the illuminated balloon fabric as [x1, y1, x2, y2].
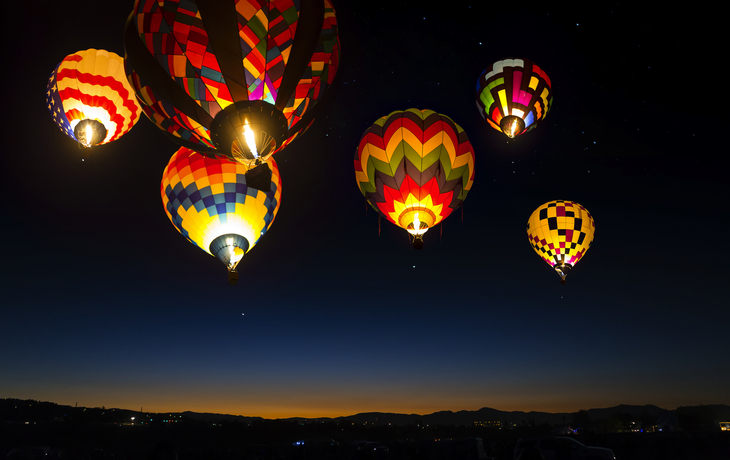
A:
[124, 0, 340, 163]
[354, 109, 475, 245]
[526, 200, 595, 283]
[476, 58, 552, 138]
[46, 49, 141, 146]
[161, 147, 282, 273]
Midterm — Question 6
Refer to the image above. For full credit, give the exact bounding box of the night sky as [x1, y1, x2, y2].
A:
[2, 2, 728, 419]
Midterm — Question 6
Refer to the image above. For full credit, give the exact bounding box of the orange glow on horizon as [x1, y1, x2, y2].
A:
[9, 394, 702, 420]
[7, 384, 721, 421]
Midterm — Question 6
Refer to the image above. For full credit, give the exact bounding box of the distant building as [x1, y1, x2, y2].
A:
[474, 420, 503, 429]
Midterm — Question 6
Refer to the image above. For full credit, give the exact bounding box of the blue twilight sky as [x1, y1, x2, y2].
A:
[1, 2, 727, 418]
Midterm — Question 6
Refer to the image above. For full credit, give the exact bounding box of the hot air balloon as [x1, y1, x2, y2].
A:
[161, 147, 282, 285]
[355, 109, 475, 249]
[527, 200, 595, 284]
[476, 58, 552, 139]
[124, 0, 340, 175]
[46, 49, 142, 148]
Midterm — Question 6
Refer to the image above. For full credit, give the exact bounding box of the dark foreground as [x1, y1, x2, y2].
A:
[2, 421, 729, 460]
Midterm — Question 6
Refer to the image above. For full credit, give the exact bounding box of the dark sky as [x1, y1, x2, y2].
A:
[1, 2, 728, 418]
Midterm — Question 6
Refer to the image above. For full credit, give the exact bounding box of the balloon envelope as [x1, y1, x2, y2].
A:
[527, 200, 595, 281]
[125, 0, 340, 163]
[476, 58, 552, 138]
[355, 109, 475, 244]
[46, 49, 141, 146]
[161, 147, 282, 272]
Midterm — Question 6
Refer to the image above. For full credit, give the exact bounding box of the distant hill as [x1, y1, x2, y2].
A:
[324, 405, 668, 426]
[175, 404, 730, 428]
[3, 398, 729, 427]
[175, 411, 264, 424]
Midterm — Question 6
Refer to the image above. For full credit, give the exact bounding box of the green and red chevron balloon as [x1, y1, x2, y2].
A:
[354, 109, 475, 249]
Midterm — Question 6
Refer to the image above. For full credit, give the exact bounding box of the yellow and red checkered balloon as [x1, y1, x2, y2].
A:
[527, 200, 595, 283]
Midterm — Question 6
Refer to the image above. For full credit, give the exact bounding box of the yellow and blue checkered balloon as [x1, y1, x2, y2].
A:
[161, 147, 282, 280]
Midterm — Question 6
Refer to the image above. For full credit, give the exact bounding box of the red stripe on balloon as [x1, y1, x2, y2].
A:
[58, 88, 127, 141]
[57, 69, 141, 125]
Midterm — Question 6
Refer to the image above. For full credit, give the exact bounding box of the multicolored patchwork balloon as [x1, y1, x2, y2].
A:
[161, 147, 282, 284]
[527, 200, 595, 284]
[476, 58, 552, 138]
[46, 49, 141, 148]
[355, 109, 475, 249]
[125, 0, 340, 166]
